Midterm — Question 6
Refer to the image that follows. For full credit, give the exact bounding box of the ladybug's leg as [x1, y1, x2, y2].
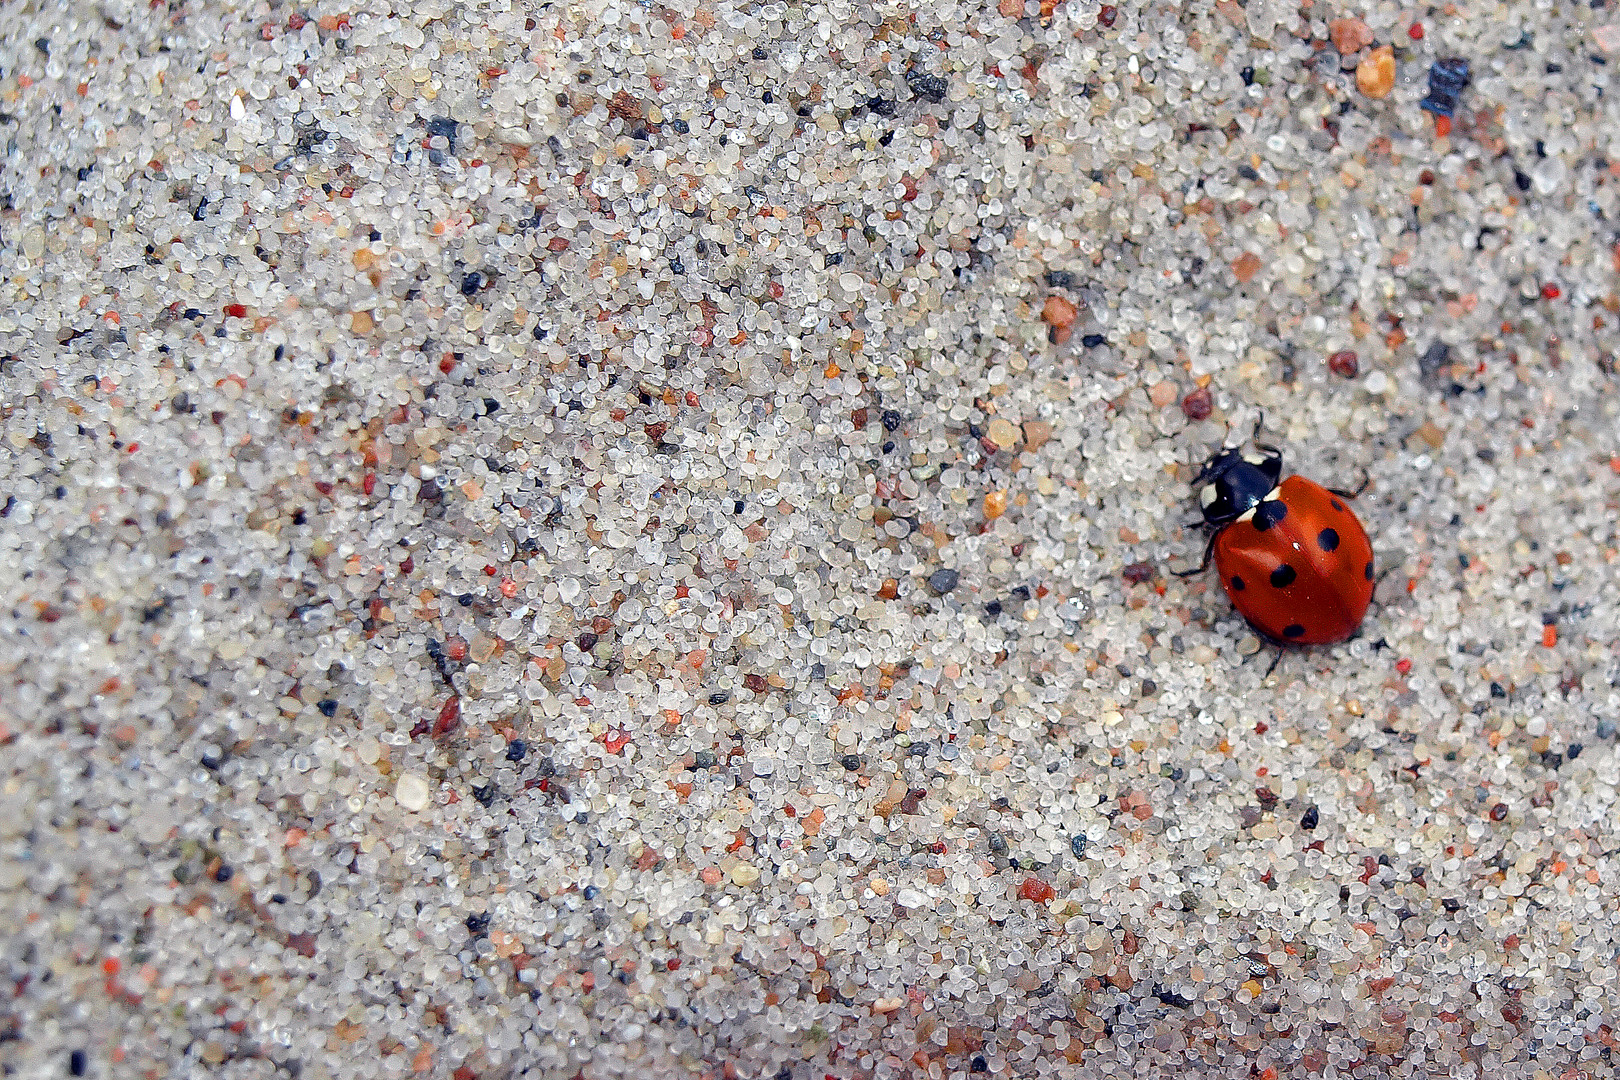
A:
[1329, 470, 1371, 499]
[1264, 648, 1284, 679]
[1173, 530, 1219, 577]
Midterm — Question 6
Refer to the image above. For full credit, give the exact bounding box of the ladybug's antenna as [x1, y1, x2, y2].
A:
[1218, 408, 1265, 451]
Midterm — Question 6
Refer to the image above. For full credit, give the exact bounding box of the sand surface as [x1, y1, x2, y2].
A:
[2, 0, 1619, 1076]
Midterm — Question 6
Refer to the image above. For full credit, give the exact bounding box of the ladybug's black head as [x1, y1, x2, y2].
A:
[1192, 444, 1282, 526]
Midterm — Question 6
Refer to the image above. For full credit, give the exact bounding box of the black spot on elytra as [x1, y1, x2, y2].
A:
[1230, 575, 1246, 591]
[1330, 499, 1345, 512]
[1270, 564, 1297, 588]
[1318, 527, 1340, 552]
[1364, 560, 1374, 580]
[1282, 624, 1306, 639]
[1253, 500, 1287, 531]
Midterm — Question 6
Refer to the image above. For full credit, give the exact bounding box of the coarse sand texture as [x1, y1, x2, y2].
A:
[1, 0, 1619, 1077]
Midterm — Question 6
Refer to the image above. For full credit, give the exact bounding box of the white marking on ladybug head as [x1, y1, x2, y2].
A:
[1237, 507, 1256, 523]
[1266, 486, 1282, 500]
[1243, 451, 1269, 466]
[1200, 485, 1218, 508]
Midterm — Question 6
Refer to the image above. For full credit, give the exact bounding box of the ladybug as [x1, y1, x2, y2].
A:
[1178, 433, 1374, 645]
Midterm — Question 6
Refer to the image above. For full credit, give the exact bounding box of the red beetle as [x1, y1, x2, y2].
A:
[1178, 431, 1374, 645]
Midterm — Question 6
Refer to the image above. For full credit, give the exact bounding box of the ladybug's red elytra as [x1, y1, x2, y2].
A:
[1178, 434, 1374, 646]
